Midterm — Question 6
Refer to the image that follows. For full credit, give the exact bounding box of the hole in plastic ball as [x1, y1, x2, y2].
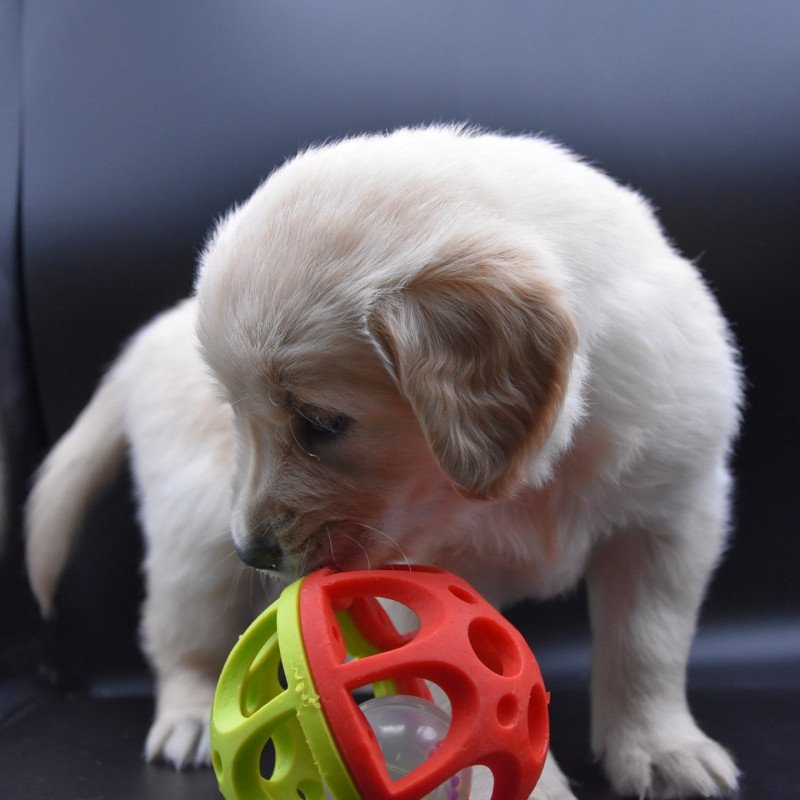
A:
[528, 683, 549, 748]
[448, 584, 478, 605]
[378, 597, 421, 637]
[240, 618, 285, 717]
[359, 694, 471, 799]
[471, 765, 494, 798]
[296, 780, 323, 800]
[467, 617, 521, 677]
[332, 597, 421, 665]
[212, 749, 222, 775]
[259, 737, 276, 780]
[278, 660, 288, 690]
[496, 693, 518, 727]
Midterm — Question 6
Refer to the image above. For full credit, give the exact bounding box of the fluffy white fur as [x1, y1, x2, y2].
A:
[27, 126, 742, 799]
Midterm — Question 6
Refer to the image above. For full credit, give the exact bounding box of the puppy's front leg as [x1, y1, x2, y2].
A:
[140, 532, 265, 770]
[586, 472, 739, 799]
[466, 751, 576, 800]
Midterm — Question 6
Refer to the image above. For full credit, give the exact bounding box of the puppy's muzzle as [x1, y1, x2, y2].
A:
[234, 511, 295, 571]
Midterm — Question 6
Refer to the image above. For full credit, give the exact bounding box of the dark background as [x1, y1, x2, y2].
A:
[1, 2, 798, 798]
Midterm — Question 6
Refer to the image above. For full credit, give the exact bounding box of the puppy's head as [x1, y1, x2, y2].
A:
[196, 132, 577, 576]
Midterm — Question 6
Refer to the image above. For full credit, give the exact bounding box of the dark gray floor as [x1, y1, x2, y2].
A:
[2, 670, 799, 799]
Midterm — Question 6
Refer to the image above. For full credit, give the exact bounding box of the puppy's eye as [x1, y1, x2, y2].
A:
[297, 405, 351, 439]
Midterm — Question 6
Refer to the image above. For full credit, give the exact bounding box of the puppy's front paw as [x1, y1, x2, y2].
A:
[530, 750, 578, 800]
[602, 728, 740, 799]
[145, 707, 211, 770]
[471, 752, 577, 800]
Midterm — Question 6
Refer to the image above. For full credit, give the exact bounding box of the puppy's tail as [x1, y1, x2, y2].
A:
[25, 367, 126, 618]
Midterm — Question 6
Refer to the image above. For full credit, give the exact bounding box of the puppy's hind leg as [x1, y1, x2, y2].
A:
[586, 464, 740, 799]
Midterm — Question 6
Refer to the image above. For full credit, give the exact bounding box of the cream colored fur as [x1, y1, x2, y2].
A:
[28, 126, 741, 798]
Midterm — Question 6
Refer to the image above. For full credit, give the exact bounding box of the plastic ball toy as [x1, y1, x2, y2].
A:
[211, 565, 549, 800]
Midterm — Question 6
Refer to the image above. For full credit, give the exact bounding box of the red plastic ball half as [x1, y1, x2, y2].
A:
[300, 565, 549, 800]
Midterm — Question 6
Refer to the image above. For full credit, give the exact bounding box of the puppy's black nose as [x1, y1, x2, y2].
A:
[233, 512, 295, 571]
[235, 537, 285, 571]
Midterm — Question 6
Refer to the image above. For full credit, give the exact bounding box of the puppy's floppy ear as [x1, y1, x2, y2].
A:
[367, 244, 577, 500]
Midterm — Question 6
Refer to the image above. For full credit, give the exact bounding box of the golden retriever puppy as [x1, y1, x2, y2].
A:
[195, 126, 742, 799]
[26, 125, 741, 798]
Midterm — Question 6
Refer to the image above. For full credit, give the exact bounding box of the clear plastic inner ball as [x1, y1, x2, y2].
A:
[360, 694, 471, 799]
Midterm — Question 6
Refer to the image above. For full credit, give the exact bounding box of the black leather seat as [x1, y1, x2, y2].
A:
[1, 3, 798, 798]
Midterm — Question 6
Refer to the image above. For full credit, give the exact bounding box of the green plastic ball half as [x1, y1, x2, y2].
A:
[210, 576, 358, 800]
